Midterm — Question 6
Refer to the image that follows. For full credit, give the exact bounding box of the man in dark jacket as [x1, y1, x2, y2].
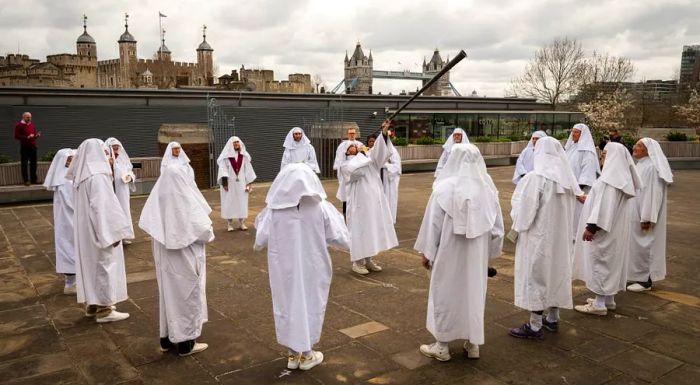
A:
[14, 112, 40, 185]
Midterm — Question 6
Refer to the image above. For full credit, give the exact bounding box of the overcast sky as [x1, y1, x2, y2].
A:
[1, 0, 699, 96]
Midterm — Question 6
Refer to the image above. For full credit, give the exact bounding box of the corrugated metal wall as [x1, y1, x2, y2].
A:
[1, 88, 545, 181]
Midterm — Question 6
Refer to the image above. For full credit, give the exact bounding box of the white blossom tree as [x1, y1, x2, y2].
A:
[577, 88, 634, 136]
[673, 89, 700, 126]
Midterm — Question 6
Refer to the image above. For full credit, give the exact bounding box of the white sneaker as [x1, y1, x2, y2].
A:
[123, 239, 132, 245]
[287, 353, 301, 370]
[299, 351, 324, 370]
[365, 259, 383, 272]
[627, 283, 651, 292]
[179, 342, 208, 356]
[352, 263, 370, 275]
[240, 223, 248, 231]
[227, 221, 235, 232]
[419, 343, 451, 362]
[96, 310, 130, 323]
[63, 285, 77, 295]
[463, 341, 480, 359]
[586, 298, 616, 310]
[575, 303, 607, 316]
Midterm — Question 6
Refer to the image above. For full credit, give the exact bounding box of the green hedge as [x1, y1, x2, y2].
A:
[666, 131, 689, 141]
[0, 154, 10, 164]
[391, 137, 408, 146]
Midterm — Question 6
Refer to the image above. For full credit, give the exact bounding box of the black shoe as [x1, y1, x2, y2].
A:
[160, 337, 175, 352]
[488, 267, 497, 277]
[177, 340, 195, 355]
[542, 318, 559, 332]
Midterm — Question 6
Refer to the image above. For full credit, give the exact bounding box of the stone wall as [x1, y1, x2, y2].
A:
[157, 123, 211, 188]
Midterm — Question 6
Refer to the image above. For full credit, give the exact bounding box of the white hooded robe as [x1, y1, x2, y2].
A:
[66, 139, 134, 306]
[333, 139, 363, 202]
[139, 164, 214, 343]
[254, 163, 350, 352]
[572, 143, 642, 296]
[512, 131, 547, 184]
[511, 137, 582, 311]
[382, 142, 402, 223]
[106, 138, 136, 239]
[565, 124, 601, 238]
[44, 148, 76, 274]
[341, 133, 398, 261]
[434, 128, 469, 178]
[628, 138, 672, 282]
[217, 136, 257, 219]
[281, 127, 320, 173]
[415, 143, 504, 345]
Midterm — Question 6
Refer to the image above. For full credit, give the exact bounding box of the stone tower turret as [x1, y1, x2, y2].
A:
[118, 13, 137, 88]
[196, 25, 214, 86]
[76, 14, 97, 58]
[422, 49, 451, 96]
[344, 42, 373, 94]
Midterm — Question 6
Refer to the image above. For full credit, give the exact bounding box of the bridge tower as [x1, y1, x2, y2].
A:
[344, 42, 373, 94]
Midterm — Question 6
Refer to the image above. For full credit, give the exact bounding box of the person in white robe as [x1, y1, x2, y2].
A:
[512, 130, 547, 184]
[627, 138, 673, 292]
[366, 134, 402, 224]
[217, 136, 257, 231]
[106, 138, 136, 245]
[139, 164, 214, 356]
[254, 163, 350, 371]
[333, 127, 363, 216]
[44, 148, 77, 295]
[434, 127, 469, 178]
[341, 122, 398, 275]
[65, 138, 134, 323]
[281, 127, 320, 173]
[565, 123, 601, 239]
[572, 142, 642, 315]
[161, 141, 195, 179]
[508, 137, 583, 339]
[415, 143, 504, 361]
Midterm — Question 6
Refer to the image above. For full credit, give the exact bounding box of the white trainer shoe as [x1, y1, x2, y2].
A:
[299, 351, 324, 370]
[287, 353, 301, 370]
[419, 343, 451, 362]
[586, 298, 616, 310]
[575, 303, 607, 316]
[352, 263, 370, 275]
[627, 283, 651, 292]
[123, 239, 132, 245]
[227, 221, 235, 232]
[179, 342, 208, 356]
[365, 258, 383, 272]
[463, 341, 480, 359]
[96, 310, 130, 323]
[240, 223, 248, 231]
[63, 285, 77, 295]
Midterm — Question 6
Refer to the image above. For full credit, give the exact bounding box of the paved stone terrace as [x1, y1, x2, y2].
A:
[1, 166, 699, 385]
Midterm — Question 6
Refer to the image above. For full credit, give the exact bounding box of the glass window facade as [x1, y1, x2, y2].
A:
[394, 111, 583, 142]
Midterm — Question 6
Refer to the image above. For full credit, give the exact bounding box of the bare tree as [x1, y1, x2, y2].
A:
[509, 37, 587, 110]
[583, 51, 635, 84]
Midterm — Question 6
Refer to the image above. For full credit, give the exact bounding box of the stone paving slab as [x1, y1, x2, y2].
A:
[0, 168, 698, 384]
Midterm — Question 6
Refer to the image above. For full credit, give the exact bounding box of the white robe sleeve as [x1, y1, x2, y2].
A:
[280, 150, 291, 170]
[489, 204, 505, 259]
[244, 160, 257, 184]
[414, 195, 446, 262]
[321, 200, 350, 250]
[510, 175, 542, 232]
[369, 133, 390, 170]
[578, 152, 599, 187]
[638, 173, 665, 224]
[307, 146, 321, 173]
[584, 184, 621, 232]
[343, 156, 372, 184]
[512, 151, 527, 184]
[435, 150, 449, 177]
[383, 146, 401, 175]
[216, 160, 229, 185]
[253, 208, 271, 251]
[87, 175, 133, 248]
